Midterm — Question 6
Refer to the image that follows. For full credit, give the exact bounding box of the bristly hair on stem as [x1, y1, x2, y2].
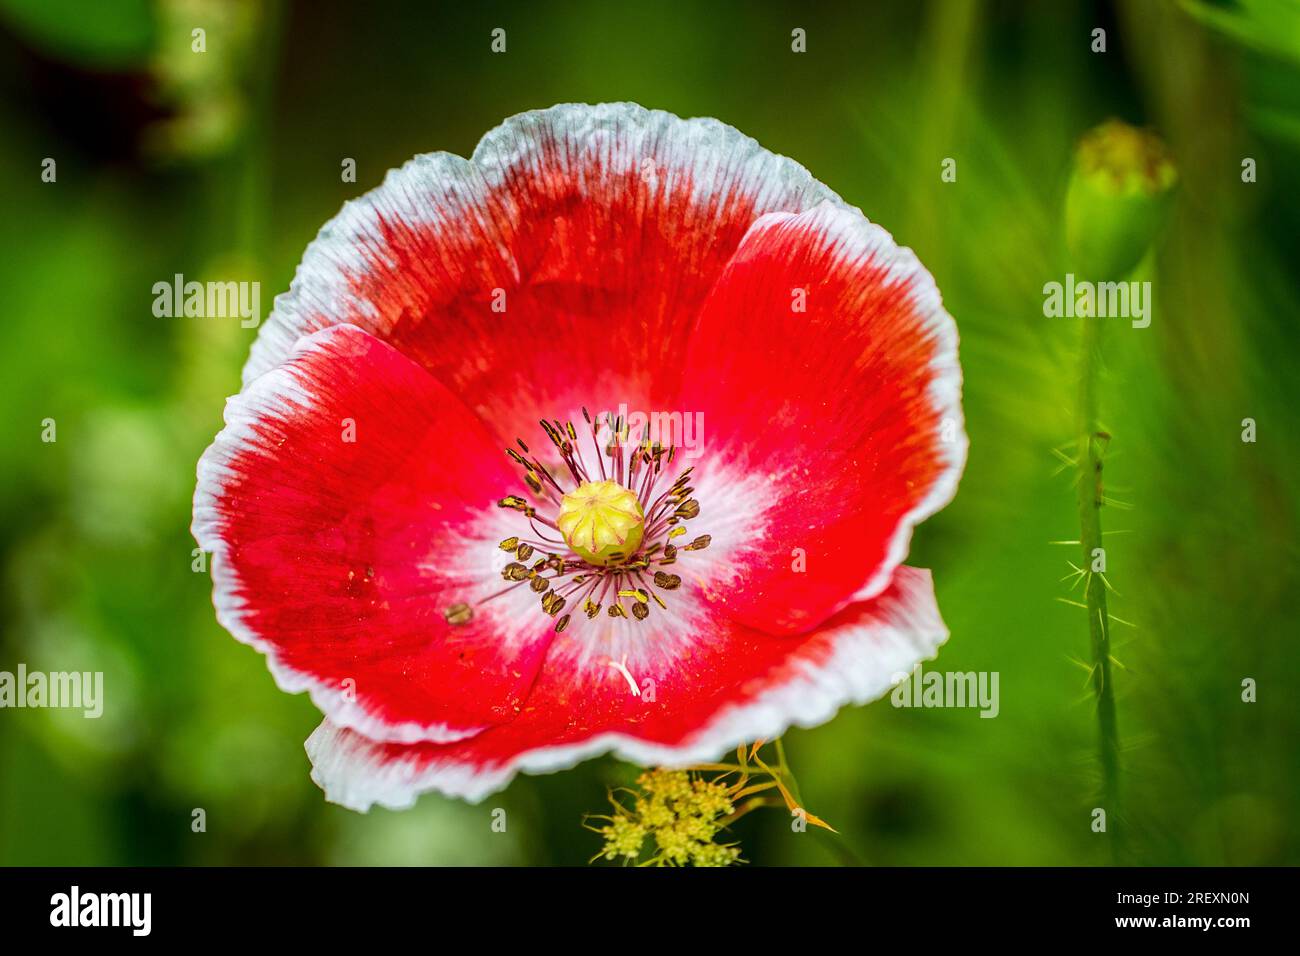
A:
[1076, 308, 1123, 863]
[1061, 119, 1173, 864]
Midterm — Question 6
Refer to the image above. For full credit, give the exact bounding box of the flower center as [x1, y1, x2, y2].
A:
[446, 409, 710, 634]
[557, 479, 645, 566]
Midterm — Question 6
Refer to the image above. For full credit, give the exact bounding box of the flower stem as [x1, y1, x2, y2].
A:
[1075, 311, 1123, 862]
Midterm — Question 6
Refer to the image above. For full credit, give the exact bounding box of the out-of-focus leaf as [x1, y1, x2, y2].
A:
[0, 0, 156, 69]
[1180, 0, 1300, 63]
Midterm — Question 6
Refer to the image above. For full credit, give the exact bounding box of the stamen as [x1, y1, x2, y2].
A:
[608, 656, 641, 696]
[472, 411, 711, 632]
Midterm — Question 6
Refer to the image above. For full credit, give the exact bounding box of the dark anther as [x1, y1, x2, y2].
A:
[674, 499, 700, 519]
[443, 603, 473, 626]
[653, 571, 682, 591]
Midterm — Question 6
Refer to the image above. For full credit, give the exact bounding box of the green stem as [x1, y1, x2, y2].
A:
[1075, 311, 1122, 862]
[773, 737, 803, 805]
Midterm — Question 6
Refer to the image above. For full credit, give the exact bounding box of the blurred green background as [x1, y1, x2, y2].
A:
[1, 0, 1297, 866]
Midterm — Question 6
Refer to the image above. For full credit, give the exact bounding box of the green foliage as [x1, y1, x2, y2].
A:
[0, 0, 155, 68]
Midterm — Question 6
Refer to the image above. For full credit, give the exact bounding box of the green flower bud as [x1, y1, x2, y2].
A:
[1064, 120, 1177, 282]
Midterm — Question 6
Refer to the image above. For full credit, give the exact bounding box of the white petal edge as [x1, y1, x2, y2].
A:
[305, 565, 948, 811]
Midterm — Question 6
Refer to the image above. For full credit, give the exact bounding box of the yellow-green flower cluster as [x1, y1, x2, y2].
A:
[595, 770, 741, 867]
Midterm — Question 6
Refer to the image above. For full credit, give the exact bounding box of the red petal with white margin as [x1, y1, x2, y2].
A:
[677, 202, 966, 634]
[243, 103, 839, 444]
[192, 325, 556, 744]
[306, 566, 947, 810]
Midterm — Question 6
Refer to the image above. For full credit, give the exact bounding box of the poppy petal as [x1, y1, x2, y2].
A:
[676, 201, 967, 634]
[243, 103, 840, 443]
[193, 324, 556, 744]
[305, 566, 947, 810]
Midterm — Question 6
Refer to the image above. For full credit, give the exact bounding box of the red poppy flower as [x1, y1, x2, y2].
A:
[192, 103, 966, 810]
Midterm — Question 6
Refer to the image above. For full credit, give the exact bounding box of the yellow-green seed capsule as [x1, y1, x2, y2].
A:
[556, 479, 645, 566]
